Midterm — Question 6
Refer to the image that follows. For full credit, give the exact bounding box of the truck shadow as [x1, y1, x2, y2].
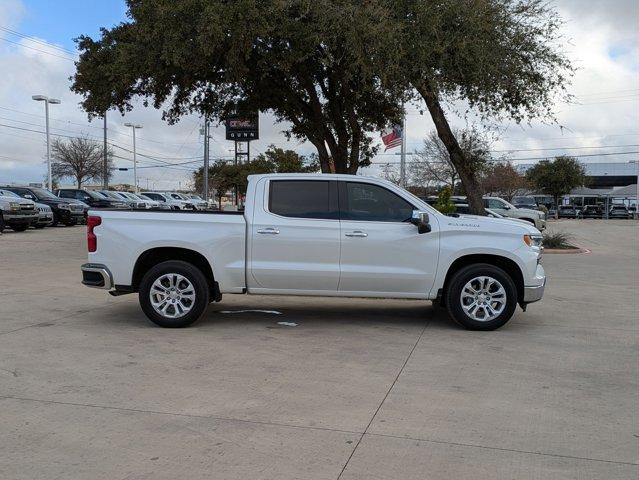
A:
[100, 296, 457, 330]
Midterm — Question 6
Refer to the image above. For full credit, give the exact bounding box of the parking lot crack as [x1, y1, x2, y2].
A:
[336, 320, 430, 479]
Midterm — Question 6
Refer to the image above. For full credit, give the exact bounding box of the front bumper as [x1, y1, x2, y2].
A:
[81, 263, 113, 290]
[36, 214, 54, 225]
[523, 263, 546, 304]
[3, 212, 38, 224]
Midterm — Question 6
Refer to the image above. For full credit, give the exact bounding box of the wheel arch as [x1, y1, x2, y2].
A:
[440, 254, 524, 305]
[131, 247, 219, 299]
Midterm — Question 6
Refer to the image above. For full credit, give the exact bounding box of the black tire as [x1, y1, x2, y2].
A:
[445, 263, 518, 331]
[34, 224, 46, 229]
[138, 260, 210, 328]
[11, 224, 29, 232]
[0, 213, 4, 233]
[63, 220, 77, 227]
[51, 212, 59, 226]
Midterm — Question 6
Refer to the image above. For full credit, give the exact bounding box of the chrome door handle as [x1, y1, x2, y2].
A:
[345, 231, 368, 238]
[257, 227, 280, 235]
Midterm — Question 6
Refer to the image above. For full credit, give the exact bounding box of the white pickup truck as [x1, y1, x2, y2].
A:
[81, 174, 546, 330]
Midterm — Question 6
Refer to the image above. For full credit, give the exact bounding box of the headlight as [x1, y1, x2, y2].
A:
[523, 234, 543, 248]
[58, 203, 71, 210]
[9, 202, 21, 211]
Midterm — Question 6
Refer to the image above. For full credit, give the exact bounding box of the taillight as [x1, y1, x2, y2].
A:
[87, 215, 102, 252]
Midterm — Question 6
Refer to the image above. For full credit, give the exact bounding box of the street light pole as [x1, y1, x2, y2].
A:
[32, 95, 61, 190]
[124, 123, 143, 192]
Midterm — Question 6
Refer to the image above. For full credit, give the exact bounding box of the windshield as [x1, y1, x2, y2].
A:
[0, 189, 21, 198]
[30, 188, 58, 200]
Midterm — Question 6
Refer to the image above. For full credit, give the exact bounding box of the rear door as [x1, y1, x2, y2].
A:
[249, 179, 341, 292]
[338, 181, 438, 297]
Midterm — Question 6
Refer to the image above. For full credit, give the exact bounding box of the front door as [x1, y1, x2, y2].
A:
[249, 179, 341, 292]
[338, 181, 438, 297]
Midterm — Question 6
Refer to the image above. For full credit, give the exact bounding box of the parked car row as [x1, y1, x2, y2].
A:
[422, 195, 547, 230]
[555, 204, 634, 219]
[1, 186, 216, 234]
[0, 185, 86, 232]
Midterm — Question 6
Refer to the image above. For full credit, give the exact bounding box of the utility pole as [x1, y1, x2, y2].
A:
[103, 113, 108, 189]
[124, 123, 143, 192]
[400, 110, 407, 187]
[203, 118, 210, 201]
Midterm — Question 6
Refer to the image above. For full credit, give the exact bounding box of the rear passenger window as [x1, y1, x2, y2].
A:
[269, 181, 334, 219]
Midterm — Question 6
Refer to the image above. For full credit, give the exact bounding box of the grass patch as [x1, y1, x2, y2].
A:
[543, 232, 577, 249]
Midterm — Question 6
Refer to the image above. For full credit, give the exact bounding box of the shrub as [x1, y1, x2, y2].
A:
[434, 186, 457, 215]
[542, 232, 575, 249]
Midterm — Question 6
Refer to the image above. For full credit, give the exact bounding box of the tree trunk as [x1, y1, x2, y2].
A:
[414, 81, 486, 215]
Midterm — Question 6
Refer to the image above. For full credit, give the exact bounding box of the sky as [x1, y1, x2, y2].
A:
[1, 0, 639, 190]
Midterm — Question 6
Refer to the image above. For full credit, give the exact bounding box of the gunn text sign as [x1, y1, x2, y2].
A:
[225, 114, 259, 141]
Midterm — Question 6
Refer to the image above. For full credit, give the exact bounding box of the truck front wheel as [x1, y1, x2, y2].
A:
[139, 260, 210, 328]
[445, 264, 517, 331]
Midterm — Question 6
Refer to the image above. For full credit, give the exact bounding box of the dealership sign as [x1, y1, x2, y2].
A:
[225, 114, 259, 141]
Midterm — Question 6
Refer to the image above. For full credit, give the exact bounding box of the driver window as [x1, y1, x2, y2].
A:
[341, 183, 413, 222]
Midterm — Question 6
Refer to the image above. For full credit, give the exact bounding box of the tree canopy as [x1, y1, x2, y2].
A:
[72, 0, 404, 174]
[526, 156, 587, 214]
[73, 0, 573, 214]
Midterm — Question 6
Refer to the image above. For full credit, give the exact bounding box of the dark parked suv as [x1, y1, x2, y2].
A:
[1, 186, 85, 226]
[56, 188, 128, 210]
[558, 205, 581, 219]
[581, 205, 604, 219]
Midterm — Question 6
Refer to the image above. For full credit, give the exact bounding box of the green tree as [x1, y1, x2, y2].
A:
[526, 156, 586, 218]
[375, 0, 574, 214]
[72, 0, 404, 174]
[253, 145, 319, 173]
[433, 186, 456, 215]
[193, 146, 318, 207]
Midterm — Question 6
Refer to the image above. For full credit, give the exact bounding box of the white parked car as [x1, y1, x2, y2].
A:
[81, 174, 546, 331]
[483, 197, 546, 230]
[183, 193, 209, 210]
[140, 192, 189, 210]
[164, 192, 197, 210]
[34, 202, 54, 228]
[134, 193, 170, 210]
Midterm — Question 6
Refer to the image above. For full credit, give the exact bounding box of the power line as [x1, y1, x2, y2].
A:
[0, 36, 76, 61]
[0, 26, 77, 55]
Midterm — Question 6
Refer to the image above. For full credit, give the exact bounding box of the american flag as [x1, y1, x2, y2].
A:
[381, 124, 403, 151]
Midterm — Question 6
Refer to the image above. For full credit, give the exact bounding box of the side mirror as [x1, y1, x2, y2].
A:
[410, 210, 431, 234]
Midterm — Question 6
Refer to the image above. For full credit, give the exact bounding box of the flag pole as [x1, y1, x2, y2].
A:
[400, 106, 407, 187]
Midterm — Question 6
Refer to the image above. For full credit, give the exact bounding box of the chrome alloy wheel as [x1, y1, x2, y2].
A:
[150, 273, 196, 318]
[460, 276, 507, 322]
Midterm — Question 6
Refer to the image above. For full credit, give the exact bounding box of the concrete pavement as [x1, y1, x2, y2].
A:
[0, 220, 638, 479]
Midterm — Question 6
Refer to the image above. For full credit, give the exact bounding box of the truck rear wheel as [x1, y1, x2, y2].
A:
[139, 260, 210, 328]
[445, 264, 517, 331]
